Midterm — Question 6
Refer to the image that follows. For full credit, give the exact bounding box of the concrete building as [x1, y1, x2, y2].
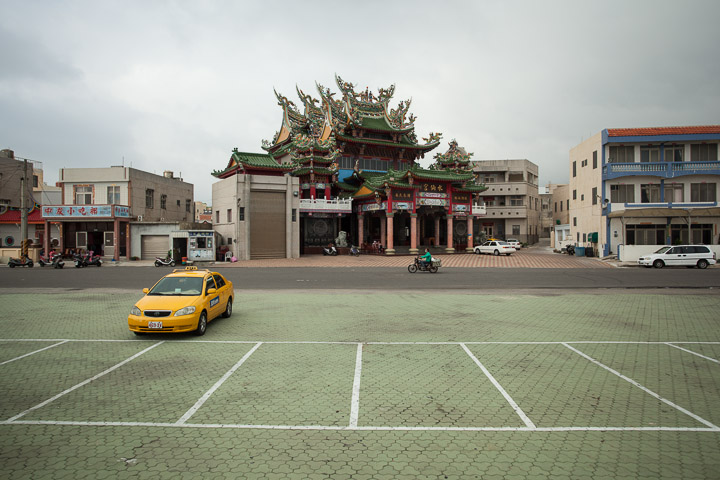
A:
[42, 166, 194, 261]
[569, 126, 720, 260]
[212, 157, 300, 261]
[471, 159, 540, 244]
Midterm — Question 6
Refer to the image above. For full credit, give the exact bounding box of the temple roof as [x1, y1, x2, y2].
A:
[212, 150, 292, 178]
[434, 139, 474, 169]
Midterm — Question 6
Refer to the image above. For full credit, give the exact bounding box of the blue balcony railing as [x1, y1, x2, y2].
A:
[603, 161, 720, 179]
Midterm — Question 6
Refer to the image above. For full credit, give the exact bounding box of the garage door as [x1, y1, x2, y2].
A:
[141, 235, 169, 260]
[250, 191, 286, 259]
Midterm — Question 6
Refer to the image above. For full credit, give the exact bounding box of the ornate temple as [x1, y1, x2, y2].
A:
[212, 75, 488, 257]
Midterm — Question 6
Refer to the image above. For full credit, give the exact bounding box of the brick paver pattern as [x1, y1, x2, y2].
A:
[1, 292, 719, 479]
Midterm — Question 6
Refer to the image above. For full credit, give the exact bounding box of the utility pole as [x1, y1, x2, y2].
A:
[20, 159, 29, 259]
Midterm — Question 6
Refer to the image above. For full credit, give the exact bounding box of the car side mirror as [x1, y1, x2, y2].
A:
[207, 288, 217, 295]
[142, 288, 149, 294]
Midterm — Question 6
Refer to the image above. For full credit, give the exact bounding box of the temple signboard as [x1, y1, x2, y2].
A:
[417, 198, 448, 206]
[419, 183, 446, 193]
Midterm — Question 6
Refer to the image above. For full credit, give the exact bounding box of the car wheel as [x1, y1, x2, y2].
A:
[697, 259, 709, 269]
[222, 298, 233, 318]
[195, 311, 208, 336]
[493, 250, 500, 256]
[653, 259, 664, 269]
[506, 253, 512, 256]
[429, 265, 438, 273]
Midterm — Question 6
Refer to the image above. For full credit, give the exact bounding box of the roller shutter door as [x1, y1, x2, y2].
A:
[250, 191, 286, 259]
[141, 235, 169, 260]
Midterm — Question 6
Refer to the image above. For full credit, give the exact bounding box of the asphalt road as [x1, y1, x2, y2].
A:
[2, 265, 720, 291]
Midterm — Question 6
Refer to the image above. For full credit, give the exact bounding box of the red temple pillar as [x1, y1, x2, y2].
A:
[113, 218, 120, 262]
[385, 214, 394, 255]
[358, 213, 364, 246]
[380, 215, 386, 247]
[58, 222, 64, 255]
[325, 185, 331, 200]
[446, 214, 455, 253]
[434, 216, 440, 247]
[310, 185, 317, 199]
[409, 214, 418, 255]
[466, 215, 474, 253]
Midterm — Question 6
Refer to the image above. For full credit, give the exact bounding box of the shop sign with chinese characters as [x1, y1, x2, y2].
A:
[42, 205, 130, 218]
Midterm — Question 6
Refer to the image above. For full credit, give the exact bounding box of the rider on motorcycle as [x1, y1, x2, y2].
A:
[418, 249, 432, 269]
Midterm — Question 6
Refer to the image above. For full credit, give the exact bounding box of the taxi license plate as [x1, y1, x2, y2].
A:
[147, 321, 163, 329]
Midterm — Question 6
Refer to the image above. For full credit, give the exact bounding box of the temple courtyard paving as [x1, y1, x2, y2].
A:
[1, 290, 719, 479]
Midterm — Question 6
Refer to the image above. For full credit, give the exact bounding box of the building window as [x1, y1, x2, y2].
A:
[573, 190, 577, 200]
[227, 209, 232, 222]
[239, 207, 245, 221]
[665, 145, 683, 162]
[566, 199, 569, 210]
[640, 146, 660, 163]
[592, 187, 598, 205]
[610, 184, 635, 203]
[626, 224, 666, 245]
[227, 237, 232, 245]
[292, 208, 297, 222]
[560, 202, 563, 212]
[185, 199, 191, 213]
[691, 183, 717, 202]
[512, 225, 520, 235]
[609, 146, 634, 163]
[177, 199, 181, 206]
[107, 186, 120, 204]
[161, 194, 167, 210]
[691, 143, 718, 162]
[145, 189, 154, 208]
[593, 151, 598, 169]
[573, 217, 577, 226]
[583, 233, 587, 243]
[554, 202, 557, 212]
[216, 210, 220, 223]
[75, 186, 92, 205]
[572, 161, 576, 177]
[641, 184, 661, 203]
[509, 195, 523, 206]
[664, 183, 684, 203]
[33, 175, 39, 188]
[581, 194, 584, 201]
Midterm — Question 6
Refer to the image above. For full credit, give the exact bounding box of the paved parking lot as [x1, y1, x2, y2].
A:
[1, 291, 719, 478]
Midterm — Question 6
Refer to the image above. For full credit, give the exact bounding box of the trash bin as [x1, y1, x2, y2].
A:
[181, 257, 187, 265]
[585, 247, 594, 257]
[575, 247, 586, 257]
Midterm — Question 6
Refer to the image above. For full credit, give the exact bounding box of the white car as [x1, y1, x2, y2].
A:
[474, 240, 516, 256]
[505, 238, 521, 249]
[637, 245, 716, 269]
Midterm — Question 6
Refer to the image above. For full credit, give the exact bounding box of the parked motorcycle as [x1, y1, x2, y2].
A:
[51, 252, 65, 269]
[83, 252, 103, 267]
[407, 256, 441, 274]
[38, 251, 55, 267]
[322, 245, 338, 256]
[73, 253, 87, 268]
[349, 245, 360, 257]
[154, 255, 176, 267]
[566, 245, 575, 256]
[8, 257, 33, 268]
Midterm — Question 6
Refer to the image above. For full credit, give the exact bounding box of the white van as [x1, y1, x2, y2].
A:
[637, 245, 716, 269]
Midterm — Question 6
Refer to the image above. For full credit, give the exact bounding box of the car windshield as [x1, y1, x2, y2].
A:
[148, 277, 203, 296]
[654, 246, 671, 254]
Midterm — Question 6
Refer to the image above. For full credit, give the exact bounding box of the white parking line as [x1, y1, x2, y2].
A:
[5, 342, 164, 422]
[460, 343, 536, 429]
[563, 343, 719, 429]
[666, 343, 720, 364]
[349, 343, 362, 428]
[6, 419, 718, 432]
[1, 339, 719, 345]
[176, 342, 262, 425]
[0, 340, 69, 366]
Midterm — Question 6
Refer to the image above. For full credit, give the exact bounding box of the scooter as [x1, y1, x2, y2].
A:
[154, 255, 176, 267]
[8, 257, 33, 268]
[51, 252, 65, 269]
[38, 251, 55, 267]
[566, 245, 575, 256]
[73, 253, 87, 268]
[322, 245, 338, 256]
[83, 252, 103, 267]
[349, 245, 360, 257]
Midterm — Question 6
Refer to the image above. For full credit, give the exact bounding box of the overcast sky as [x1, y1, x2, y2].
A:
[2, 0, 719, 203]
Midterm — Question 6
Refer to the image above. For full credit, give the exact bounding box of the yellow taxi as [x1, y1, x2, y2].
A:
[128, 267, 234, 336]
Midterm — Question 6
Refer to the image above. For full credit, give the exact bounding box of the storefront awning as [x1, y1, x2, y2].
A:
[608, 206, 720, 218]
